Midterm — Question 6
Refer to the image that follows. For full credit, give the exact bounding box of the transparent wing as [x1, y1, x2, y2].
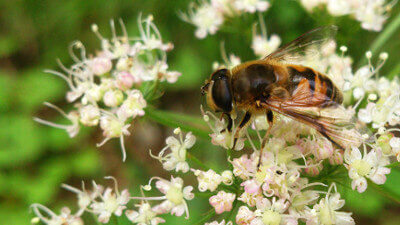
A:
[263, 83, 363, 149]
[263, 25, 338, 64]
[265, 101, 363, 149]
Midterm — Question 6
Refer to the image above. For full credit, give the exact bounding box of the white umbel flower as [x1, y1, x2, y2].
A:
[344, 147, 390, 193]
[150, 128, 196, 173]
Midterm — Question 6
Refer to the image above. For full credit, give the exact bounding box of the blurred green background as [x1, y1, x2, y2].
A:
[1, 0, 400, 224]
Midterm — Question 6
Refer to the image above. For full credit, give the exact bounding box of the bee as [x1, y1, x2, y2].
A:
[201, 26, 361, 165]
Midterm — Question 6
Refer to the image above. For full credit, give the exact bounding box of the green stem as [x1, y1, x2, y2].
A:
[145, 107, 209, 139]
[225, 200, 238, 222]
[357, 12, 400, 67]
[187, 152, 210, 170]
[194, 209, 216, 225]
[387, 161, 400, 168]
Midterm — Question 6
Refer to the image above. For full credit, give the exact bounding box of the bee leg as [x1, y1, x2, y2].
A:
[226, 114, 233, 132]
[220, 113, 233, 133]
[233, 111, 252, 149]
[258, 110, 274, 168]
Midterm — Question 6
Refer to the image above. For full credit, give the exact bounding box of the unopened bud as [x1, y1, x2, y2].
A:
[103, 90, 124, 107]
[379, 52, 388, 60]
[91, 24, 99, 32]
[174, 127, 181, 134]
[143, 185, 152, 191]
[366, 51, 372, 59]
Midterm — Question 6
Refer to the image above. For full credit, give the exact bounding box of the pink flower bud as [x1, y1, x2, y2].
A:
[209, 191, 235, 214]
[329, 149, 344, 165]
[116, 71, 136, 90]
[304, 158, 323, 176]
[91, 57, 112, 75]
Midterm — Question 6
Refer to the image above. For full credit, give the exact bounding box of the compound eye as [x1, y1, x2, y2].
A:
[211, 69, 228, 81]
[211, 71, 232, 112]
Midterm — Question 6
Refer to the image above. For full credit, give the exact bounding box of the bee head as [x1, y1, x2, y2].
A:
[201, 68, 233, 113]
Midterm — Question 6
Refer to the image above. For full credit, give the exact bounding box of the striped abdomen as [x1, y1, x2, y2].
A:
[287, 65, 343, 106]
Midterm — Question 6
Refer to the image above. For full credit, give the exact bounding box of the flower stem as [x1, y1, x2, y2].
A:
[187, 152, 210, 170]
[194, 209, 216, 225]
[387, 161, 400, 168]
[357, 12, 400, 67]
[145, 107, 209, 139]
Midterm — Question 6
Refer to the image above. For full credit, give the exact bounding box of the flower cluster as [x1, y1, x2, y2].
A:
[34, 15, 181, 161]
[181, 0, 271, 38]
[31, 176, 194, 225]
[300, 0, 397, 31]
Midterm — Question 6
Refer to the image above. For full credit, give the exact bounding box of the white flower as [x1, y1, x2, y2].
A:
[355, 1, 388, 32]
[117, 89, 147, 121]
[98, 113, 131, 161]
[135, 176, 194, 219]
[202, 109, 245, 150]
[358, 102, 375, 123]
[103, 89, 124, 107]
[99, 114, 130, 139]
[344, 147, 390, 192]
[125, 203, 165, 225]
[90, 177, 130, 223]
[192, 169, 222, 192]
[209, 191, 236, 214]
[151, 128, 196, 173]
[79, 104, 100, 126]
[205, 219, 233, 225]
[327, 0, 352, 16]
[300, 0, 395, 31]
[211, 0, 237, 15]
[390, 137, 400, 161]
[221, 170, 234, 185]
[251, 198, 294, 225]
[233, 0, 270, 13]
[236, 206, 256, 225]
[31, 204, 84, 225]
[182, 2, 224, 39]
[305, 189, 354, 225]
[300, 0, 323, 12]
[252, 34, 281, 58]
[61, 181, 104, 209]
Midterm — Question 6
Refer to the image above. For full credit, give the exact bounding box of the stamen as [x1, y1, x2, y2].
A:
[104, 176, 120, 195]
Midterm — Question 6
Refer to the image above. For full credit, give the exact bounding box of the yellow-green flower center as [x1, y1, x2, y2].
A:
[256, 166, 268, 183]
[262, 210, 281, 225]
[166, 186, 183, 205]
[352, 159, 371, 176]
[319, 206, 335, 225]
